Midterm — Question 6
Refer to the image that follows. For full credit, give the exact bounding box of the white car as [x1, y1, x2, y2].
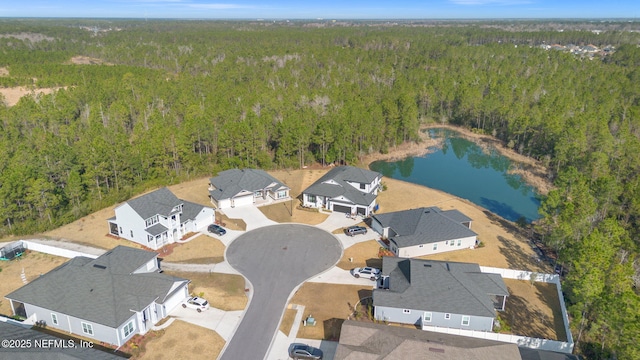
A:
[182, 296, 210, 312]
[350, 267, 381, 280]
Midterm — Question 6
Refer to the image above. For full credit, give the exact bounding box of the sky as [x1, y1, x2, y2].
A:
[0, 0, 637, 20]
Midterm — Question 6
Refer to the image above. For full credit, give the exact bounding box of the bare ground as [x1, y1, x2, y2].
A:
[0, 86, 65, 107]
[161, 235, 225, 264]
[138, 320, 225, 360]
[165, 271, 248, 312]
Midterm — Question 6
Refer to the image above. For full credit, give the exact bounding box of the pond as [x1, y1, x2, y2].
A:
[370, 128, 541, 222]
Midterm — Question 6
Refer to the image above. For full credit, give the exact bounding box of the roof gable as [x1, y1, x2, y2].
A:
[303, 166, 381, 206]
[125, 187, 182, 219]
[209, 168, 289, 201]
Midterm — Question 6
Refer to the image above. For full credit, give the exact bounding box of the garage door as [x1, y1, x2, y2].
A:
[333, 204, 352, 214]
[232, 194, 254, 207]
[163, 284, 188, 315]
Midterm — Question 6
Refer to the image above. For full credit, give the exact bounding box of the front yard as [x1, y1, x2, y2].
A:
[165, 271, 248, 312]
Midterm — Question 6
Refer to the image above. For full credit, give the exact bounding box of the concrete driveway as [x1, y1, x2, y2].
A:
[221, 205, 277, 231]
[221, 224, 342, 360]
[169, 306, 243, 341]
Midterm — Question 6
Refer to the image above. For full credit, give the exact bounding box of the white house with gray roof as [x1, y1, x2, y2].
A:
[373, 257, 508, 332]
[107, 187, 214, 250]
[5, 246, 190, 347]
[208, 169, 290, 209]
[371, 207, 477, 258]
[301, 166, 382, 216]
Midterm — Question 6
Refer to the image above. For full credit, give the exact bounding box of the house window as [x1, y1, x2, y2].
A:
[81, 322, 94, 336]
[444, 313, 451, 320]
[308, 195, 316, 203]
[119, 227, 122, 234]
[445, 240, 448, 245]
[145, 215, 159, 227]
[123, 320, 135, 337]
[130, 230, 134, 238]
[254, 190, 262, 198]
[360, 183, 366, 190]
[51, 313, 58, 325]
[147, 235, 153, 242]
[423, 312, 432, 322]
[462, 316, 470, 326]
[457, 239, 462, 246]
[432, 244, 438, 250]
[450, 240, 454, 246]
[277, 191, 287, 199]
[419, 244, 423, 248]
[403, 309, 411, 314]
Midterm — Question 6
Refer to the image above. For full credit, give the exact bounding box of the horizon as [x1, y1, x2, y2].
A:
[1, 1, 638, 20]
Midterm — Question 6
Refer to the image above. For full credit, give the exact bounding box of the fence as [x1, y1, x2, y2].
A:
[425, 266, 575, 353]
[19, 240, 99, 259]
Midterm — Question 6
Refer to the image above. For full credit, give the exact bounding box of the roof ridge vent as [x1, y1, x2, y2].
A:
[93, 264, 107, 269]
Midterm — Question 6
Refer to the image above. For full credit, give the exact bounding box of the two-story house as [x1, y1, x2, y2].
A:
[107, 187, 214, 250]
[301, 166, 382, 216]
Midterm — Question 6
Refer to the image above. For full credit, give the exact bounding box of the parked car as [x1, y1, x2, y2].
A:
[344, 225, 367, 236]
[207, 224, 226, 236]
[289, 343, 323, 360]
[350, 267, 381, 280]
[182, 296, 210, 312]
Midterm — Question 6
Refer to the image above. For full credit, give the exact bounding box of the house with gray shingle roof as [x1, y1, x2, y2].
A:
[107, 187, 214, 250]
[5, 246, 190, 347]
[371, 207, 477, 257]
[208, 169, 290, 209]
[301, 166, 382, 216]
[373, 257, 508, 331]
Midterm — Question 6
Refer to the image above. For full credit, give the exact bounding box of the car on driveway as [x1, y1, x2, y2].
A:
[182, 296, 210, 312]
[208, 224, 226, 236]
[344, 225, 367, 236]
[350, 267, 381, 280]
[289, 343, 323, 360]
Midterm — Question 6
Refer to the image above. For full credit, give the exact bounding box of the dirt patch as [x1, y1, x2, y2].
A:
[215, 211, 246, 231]
[259, 202, 328, 225]
[268, 169, 326, 199]
[0, 67, 8, 76]
[166, 271, 247, 312]
[0, 87, 64, 107]
[168, 177, 212, 205]
[68, 56, 112, 65]
[162, 235, 225, 264]
[0, 251, 67, 316]
[139, 320, 225, 360]
[288, 283, 372, 340]
[0, 33, 54, 42]
[279, 307, 297, 336]
[337, 240, 383, 270]
[502, 279, 566, 341]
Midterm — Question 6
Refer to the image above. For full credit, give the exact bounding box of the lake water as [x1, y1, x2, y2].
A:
[370, 129, 541, 222]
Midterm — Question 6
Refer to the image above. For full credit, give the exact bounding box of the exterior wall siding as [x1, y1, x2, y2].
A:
[374, 305, 494, 332]
[193, 207, 215, 231]
[397, 236, 476, 258]
[113, 204, 147, 248]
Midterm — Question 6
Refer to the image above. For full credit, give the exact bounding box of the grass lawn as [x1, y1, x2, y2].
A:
[216, 211, 246, 231]
[259, 202, 328, 225]
[279, 307, 298, 336]
[502, 279, 567, 341]
[161, 235, 225, 264]
[139, 320, 225, 360]
[288, 283, 372, 341]
[166, 271, 248, 311]
[336, 240, 383, 270]
[0, 251, 67, 316]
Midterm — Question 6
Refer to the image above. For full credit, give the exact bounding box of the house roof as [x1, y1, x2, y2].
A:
[373, 207, 476, 248]
[124, 187, 182, 219]
[519, 348, 580, 360]
[373, 258, 508, 318]
[181, 200, 206, 222]
[6, 246, 189, 329]
[208, 168, 289, 201]
[334, 320, 522, 360]
[303, 166, 381, 206]
[0, 321, 126, 360]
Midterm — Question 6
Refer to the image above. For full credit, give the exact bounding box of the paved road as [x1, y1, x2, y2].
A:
[221, 224, 342, 360]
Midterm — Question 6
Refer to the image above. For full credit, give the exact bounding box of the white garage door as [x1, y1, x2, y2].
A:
[232, 194, 254, 207]
[163, 284, 188, 315]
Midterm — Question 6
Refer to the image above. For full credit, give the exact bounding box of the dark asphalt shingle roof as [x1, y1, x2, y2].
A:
[146, 223, 168, 236]
[208, 168, 289, 201]
[126, 187, 182, 219]
[181, 200, 205, 222]
[334, 320, 523, 360]
[519, 347, 580, 360]
[0, 321, 126, 359]
[302, 166, 381, 206]
[6, 246, 189, 329]
[373, 207, 477, 247]
[373, 258, 508, 318]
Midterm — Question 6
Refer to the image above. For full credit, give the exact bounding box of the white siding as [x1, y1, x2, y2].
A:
[113, 204, 148, 248]
[397, 235, 477, 258]
[194, 207, 215, 231]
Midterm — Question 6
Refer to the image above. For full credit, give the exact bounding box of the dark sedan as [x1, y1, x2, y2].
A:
[289, 343, 323, 360]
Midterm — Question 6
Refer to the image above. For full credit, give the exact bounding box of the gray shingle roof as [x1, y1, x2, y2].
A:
[373, 207, 477, 247]
[181, 200, 205, 222]
[126, 187, 182, 219]
[373, 258, 508, 318]
[0, 321, 125, 359]
[302, 166, 381, 206]
[209, 168, 289, 201]
[6, 246, 189, 329]
[519, 348, 579, 360]
[146, 223, 168, 236]
[334, 320, 523, 360]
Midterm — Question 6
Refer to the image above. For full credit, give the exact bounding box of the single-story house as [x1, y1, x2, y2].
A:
[5, 246, 190, 348]
[335, 320, 579, 360]
[373, 257, 509, 332]
[208, 168, 290, 209]
[334, 320, 522, 360]
[301, 166, 382, 216]
[107, 187, 215, 250]
[371, 207, 477, 257]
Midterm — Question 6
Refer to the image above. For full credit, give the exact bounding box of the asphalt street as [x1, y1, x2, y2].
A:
[221, 224, 342, 360]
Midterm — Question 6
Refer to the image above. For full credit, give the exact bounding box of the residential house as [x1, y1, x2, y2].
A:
[371, 207, 477, 258]
[334, 320, 579, 360]
[373, 257, 508, 332]
[301, 166, 382, 216]
[5, 246, 190, 348]
[334, 320, 522, 360]
[208, 169, 290, 209]
[107, 187, 214, 250]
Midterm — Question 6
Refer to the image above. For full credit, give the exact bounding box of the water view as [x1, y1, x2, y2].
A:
[370, 129, 541, 222]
